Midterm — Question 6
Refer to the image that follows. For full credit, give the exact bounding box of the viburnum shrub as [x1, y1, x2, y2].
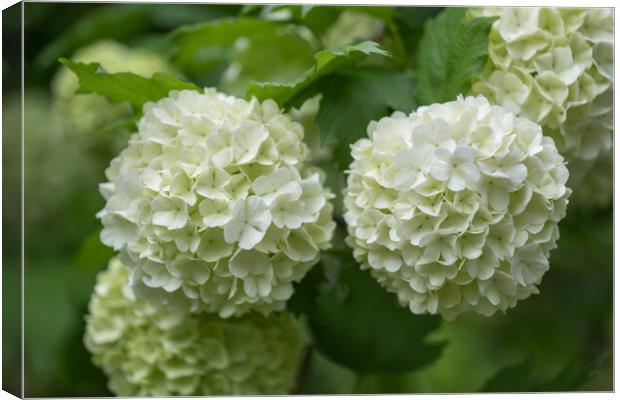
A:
[85, 259, 305, 396]
[344, 96, 571, 318]
[97, 88, 335, 318]
[58, 5, 611, 394]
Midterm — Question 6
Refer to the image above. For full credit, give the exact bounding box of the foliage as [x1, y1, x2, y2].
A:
[290, 250, 445, 374]
[58, 58, 198, 109]
[248, 42, 415, 168]
[481, 354, 607, 392]
[415, 8, 496, 105]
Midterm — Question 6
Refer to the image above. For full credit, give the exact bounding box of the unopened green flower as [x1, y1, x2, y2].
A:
[98, 88, 335, 317]
[471, 8, 613, 163]
[344, 96, 570, 318]
[85, 259, 306, 396]
[52, 40, 177, 136]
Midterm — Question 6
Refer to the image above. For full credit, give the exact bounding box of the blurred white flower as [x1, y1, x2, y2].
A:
[344, 95, 571, 318]
[85, 259, 306, 396]
[98, 88, 335, 317]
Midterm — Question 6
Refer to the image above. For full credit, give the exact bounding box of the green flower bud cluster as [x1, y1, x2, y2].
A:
[85, 259, 305, 396]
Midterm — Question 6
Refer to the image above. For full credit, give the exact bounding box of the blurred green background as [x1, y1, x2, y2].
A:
[2, 3, 612, 396]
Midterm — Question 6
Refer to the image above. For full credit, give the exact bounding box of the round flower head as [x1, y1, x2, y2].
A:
[85, 259, 305, 396]
[52, 40, 177, 136]
[470, 8, 613, 162]
[97, 88, 335, 317]
[344, 96, 571, 318]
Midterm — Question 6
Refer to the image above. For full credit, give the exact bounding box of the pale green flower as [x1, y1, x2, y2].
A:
[471, 8, 613, 164]
[85, 259, 306, 396]
[344, 95, 571, 319]
[98, 88, 335, 317]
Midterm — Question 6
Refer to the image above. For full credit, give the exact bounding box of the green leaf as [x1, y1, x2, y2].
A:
[170, 18, 285, 81]
[247, 41, 390, 106]
[291, 250, 445, 374]
[415, 8, 496, 105]
[296, 67, 416, 169]
[72, 229, 115, 274]
[58, 58, 198, 109]
[481, 354, 608, 392]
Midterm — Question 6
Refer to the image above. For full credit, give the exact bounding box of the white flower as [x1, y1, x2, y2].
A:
[85, 259, 306, 396]
[471, 8, 613, 163]
[344, 96, 571, 318]
[224, 196, 272, 249]
[98, 88, 335, 317]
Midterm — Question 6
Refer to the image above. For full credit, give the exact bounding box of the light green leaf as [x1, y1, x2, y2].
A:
[247, 41, 390, 106]
[58, 58, 198, 109]
[415, 7, 496, 105]
[290, 250, 445, 374]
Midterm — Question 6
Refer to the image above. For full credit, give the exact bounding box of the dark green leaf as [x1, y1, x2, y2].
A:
[72, 229, 115, 273]
[481, 353, 607, 392]
[247, 41, 390, 106]
[292, 250, 445, 374]
[415, 8, 496, 105]
[393, 7, 443, 65]
[58, 58, 198, 108]
[294, 67, 416, 169]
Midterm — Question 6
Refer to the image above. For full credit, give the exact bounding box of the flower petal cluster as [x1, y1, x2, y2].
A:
[85, 259, 305, 396]
[98, 88, 335, 317]
[52, 40, 177, 136]
[471, 8, 613, 162]
[344, 96, 570, 318]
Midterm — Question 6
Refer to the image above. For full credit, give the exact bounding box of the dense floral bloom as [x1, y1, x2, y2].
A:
[98, 88, 335, 317]
[85, 259, 305, 396]
[471, 8, 613, 163]
[52, 40, 177, 136]
[344, 96, 570, 318]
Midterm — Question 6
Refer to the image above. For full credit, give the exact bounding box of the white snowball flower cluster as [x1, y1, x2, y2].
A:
[98, 88, 335, 318]
[344, 96, 571, 318]
[471, 8, 613, 162]
[85, 259, 305, 396]
[52, 40, 177, 136]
